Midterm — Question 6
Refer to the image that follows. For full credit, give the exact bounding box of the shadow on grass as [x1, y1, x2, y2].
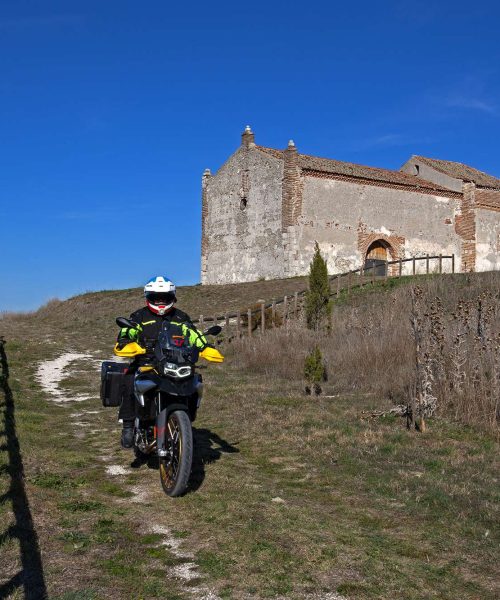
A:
[128, 425, 239, 494]
[0, 339, 48, 599]
[188, 427, 239, 493]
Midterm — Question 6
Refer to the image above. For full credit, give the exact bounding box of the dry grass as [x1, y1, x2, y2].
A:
[230, 272, 500, 433]
[1, 272, 499, 599]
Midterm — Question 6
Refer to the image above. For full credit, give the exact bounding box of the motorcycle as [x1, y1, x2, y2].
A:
[113, 316, 224, 497]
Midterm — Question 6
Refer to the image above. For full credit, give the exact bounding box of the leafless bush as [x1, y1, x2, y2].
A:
[240, 303, 283, 333]
[413, 287, 500, 432]
[228, 273, 500, 432]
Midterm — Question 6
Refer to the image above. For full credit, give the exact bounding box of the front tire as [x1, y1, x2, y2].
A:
[159, 410, 193, 497]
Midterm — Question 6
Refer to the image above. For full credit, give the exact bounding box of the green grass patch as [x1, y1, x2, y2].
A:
[98, 481, 134, 498]
[60, 500, 104, 513]
[196, 550, 234, 578]
[52, 591, 98, 600]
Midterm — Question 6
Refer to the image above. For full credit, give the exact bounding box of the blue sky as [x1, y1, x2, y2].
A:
[1, 0, 499, 311]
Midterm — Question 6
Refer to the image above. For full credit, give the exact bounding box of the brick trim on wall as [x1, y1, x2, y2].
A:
[455, 182, 476, 272]
[282, 143, 302, 231]
[475, 188, 500, 212]
[201, 169, 211, 278]
[303, 169, 463, 199]
[358, 225, 405, 275]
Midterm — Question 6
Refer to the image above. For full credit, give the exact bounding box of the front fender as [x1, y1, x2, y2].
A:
[156, 405, 190, 453]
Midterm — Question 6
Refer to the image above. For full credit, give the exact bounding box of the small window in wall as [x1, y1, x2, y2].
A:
[240, 197, 247, 211]
[414, 164, 420, 175]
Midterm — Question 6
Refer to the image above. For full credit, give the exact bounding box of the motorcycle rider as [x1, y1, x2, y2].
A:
[117, 275, 208, 448]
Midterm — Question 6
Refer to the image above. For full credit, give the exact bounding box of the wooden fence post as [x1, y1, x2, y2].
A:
[371, 264, 375, 285]
[412, 256, 416, 276]
[347, 272, 351, 294]
[439, 254, 442, 274]
[247, 309, 252, 338]
[261, 302, 265, 334]
[451, 254, 455, 274]
[336, 275, 340, 297]
[360, 266, 364, 287]
[426, 254, 430, 274]
[236, 311, 241, 338]
[294, 292, 299, 318]
[399, 259, 402, 278]
[271, 299, 276, 327]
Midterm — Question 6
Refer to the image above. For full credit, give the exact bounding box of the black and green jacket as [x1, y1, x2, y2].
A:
[118, 306, 207, 356]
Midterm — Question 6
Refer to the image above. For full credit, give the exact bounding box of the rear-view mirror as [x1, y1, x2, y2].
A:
[204, 325, 222, 336]
[116, 317, 137, 329]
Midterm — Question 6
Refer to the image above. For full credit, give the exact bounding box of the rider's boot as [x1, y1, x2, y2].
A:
[121, 420, 134, 449]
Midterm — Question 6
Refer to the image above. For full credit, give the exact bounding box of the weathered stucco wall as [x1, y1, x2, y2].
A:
[476, 208, 500, 272]
[202, 148, 284, 284]
[400, 158, 463, 192]
[285, 177, 462, 276]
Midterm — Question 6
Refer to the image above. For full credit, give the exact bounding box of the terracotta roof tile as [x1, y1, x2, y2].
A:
[413, 155, 500, 189]
[255, 145, 284, 160]
[256, 145, 452, 193]
[297, 153, 451, 192]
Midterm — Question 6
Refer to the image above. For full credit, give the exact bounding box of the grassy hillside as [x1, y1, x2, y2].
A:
[0, 273, 498, 600]
[1, 276, 309, 345]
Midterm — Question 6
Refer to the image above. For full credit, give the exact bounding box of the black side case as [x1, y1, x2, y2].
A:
[100, 361, 129, 407]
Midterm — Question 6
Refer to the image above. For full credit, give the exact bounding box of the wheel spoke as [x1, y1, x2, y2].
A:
[161, 416, 183, 487]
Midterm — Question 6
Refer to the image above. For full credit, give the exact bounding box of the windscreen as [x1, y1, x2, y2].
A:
[157, 322, 198, 364]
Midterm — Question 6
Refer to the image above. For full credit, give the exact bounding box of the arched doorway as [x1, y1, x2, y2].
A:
[364, 240, 390, 276]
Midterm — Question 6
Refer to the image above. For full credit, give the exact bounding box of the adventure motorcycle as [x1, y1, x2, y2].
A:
[112, 316, 224, 497]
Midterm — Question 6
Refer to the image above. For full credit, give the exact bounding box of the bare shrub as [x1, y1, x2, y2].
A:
[240, 303, 283, 333]
[413, 287, 500, 432]
[230, 321, 314, 382]
[228, 272, 500, 432]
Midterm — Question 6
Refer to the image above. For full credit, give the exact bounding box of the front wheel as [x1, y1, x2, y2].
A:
[159, 410, 193, 497]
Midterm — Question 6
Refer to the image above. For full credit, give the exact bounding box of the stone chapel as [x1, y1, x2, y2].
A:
[201, 127, 500, 284]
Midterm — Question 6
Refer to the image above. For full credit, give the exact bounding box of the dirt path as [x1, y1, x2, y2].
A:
[34, 352, 224, 600]
[36, 352, 97, 402]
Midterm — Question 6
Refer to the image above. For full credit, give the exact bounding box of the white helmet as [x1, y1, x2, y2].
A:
[144, 276, 177, 315]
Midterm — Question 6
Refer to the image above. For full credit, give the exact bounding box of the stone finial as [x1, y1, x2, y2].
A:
[285, 138, 297, 154]
[241, 125, 255, 148]
[203, 168, 211, 177]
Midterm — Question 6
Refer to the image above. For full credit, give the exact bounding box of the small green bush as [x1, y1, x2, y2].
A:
[304, 346, 326, 395]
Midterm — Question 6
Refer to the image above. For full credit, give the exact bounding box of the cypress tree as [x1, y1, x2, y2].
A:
[305, 241, 331, 330]
[304, 345, 326, 395]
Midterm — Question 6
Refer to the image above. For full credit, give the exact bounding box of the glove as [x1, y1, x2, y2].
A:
[119, 325, 142, 341]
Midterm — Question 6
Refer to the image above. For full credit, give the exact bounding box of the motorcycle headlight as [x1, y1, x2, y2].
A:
[177, 366, 192, 378]
[163, 363, 192, 378]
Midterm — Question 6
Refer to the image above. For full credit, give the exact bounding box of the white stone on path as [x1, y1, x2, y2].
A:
[36, 352, 96, 402]
[105, 465, 128, 476]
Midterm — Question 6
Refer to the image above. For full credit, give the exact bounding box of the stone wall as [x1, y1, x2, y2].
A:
[476, 207, 500, 272]
[202, 147, 284, 284]
[202, 134, 499, 285]
[284, 176, 463, 276]
[400, 157, 463, 192]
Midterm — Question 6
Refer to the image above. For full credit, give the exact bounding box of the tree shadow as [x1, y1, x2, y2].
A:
[187, 427, 240, 493]
[0, 339, 47, 599]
